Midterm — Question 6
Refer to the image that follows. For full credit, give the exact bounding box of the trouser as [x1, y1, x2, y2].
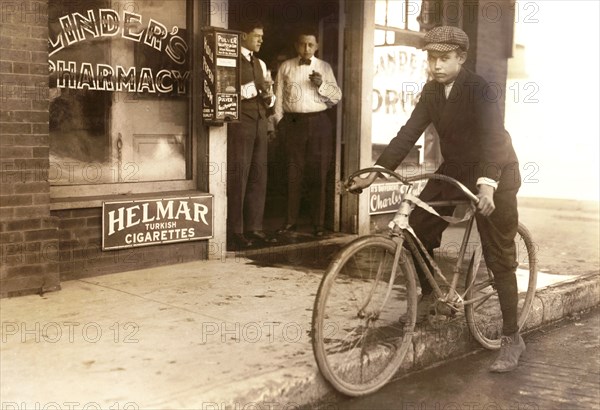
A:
[227, 116, 268, 234]
[280, 111, 333, 228]
[410, 180, 520, 335]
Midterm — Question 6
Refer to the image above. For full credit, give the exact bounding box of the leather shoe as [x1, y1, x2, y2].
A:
[314, 226, 325, 237]
[228, 233, 253, 250]
[489, 332, 526, 373]
[246, 230, 278, 243]
[276, 224, 297, 234]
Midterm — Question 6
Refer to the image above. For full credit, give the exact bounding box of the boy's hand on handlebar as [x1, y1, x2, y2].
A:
[476, 185, 495, 216]
[345, 172, 378, 194]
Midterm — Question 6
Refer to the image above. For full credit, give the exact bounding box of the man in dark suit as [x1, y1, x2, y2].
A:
[348, 26, 523, 373]
[227, 21, 276, 249]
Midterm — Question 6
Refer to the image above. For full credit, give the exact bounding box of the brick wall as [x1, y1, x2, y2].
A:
[0, 1, 60, 297]
[0, 2, 210, 295]
[53, 208, 208, 281]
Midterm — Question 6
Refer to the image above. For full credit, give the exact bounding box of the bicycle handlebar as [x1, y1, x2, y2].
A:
[346, 167, 480, 204]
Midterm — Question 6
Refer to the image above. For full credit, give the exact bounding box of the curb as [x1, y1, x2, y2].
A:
[221, 272, 600, 408]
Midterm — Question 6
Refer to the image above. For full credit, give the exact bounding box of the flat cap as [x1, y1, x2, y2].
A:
[423, 26, 469, 52]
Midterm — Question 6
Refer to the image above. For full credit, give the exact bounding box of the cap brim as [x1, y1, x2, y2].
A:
[423, 43, 460, 52]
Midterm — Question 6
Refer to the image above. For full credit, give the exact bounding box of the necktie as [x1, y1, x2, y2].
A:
[299, 58, 311, 66]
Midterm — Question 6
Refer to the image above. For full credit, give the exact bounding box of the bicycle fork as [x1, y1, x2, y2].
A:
[357, 235, 407, 321]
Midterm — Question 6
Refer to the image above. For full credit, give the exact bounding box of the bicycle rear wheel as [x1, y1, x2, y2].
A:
[311, 235, 418, 396]
[464, 222, 538, 349]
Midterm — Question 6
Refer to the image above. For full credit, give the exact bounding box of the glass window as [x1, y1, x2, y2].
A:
[372, 1, 431, 164]
[375, 0, 422, 32]
[372, 45, 429, 160]
[48, 0, 193, 194]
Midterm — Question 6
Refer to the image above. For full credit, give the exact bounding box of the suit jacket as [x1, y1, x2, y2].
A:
[376, 68, 520, 193]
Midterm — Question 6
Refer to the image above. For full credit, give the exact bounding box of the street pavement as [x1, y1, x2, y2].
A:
[516, 197, 599, 276]
[0, 198, 598, 409]
[338, 307, 600, 410]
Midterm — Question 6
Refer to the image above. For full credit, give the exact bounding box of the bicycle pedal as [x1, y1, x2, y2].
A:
[433, 302, 457, 317]
[427, 314, 451, 327]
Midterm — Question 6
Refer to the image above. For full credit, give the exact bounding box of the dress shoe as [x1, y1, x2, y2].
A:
[314, 226, 325, 237]
[228, 233, 253, 250]
[276, 224, 297, 234]
[246, 230, 278, 243]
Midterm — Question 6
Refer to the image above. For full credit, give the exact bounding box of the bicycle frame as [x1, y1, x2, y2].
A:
[346, 167, 491, 314]
[387, 185, 489, 313]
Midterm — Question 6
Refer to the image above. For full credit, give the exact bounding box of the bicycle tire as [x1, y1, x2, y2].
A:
[311, 235, 418, 396]
[464, 222, 538, 349]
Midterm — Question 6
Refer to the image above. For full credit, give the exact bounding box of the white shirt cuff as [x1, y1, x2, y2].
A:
[241, 82, 258, 99]
[477, 177, 498, 190]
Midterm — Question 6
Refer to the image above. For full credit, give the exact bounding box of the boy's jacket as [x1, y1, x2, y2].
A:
[376, 68, 521, 193]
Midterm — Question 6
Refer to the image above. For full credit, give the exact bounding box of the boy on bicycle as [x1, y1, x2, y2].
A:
[348, 26, 524, 373]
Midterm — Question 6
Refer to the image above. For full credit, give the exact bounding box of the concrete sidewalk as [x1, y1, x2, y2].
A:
[1, 239, 599, 409]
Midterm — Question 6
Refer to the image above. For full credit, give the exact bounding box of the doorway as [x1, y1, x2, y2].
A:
[227, 0, 343, 243]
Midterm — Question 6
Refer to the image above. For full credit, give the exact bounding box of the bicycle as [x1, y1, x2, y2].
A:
[311, 167, 537, 396]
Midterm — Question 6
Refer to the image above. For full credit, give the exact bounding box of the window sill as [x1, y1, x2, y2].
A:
[50, 190, 210, 211]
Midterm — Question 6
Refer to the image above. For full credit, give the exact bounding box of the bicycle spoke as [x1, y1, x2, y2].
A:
[464, 223, 538, 350]
[312, 236, 417, 395]
[471, 290, 495, 310]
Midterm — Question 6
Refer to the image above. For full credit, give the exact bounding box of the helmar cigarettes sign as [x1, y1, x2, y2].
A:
[102, 195, 213, 250]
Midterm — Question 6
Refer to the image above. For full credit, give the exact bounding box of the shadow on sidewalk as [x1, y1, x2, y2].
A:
[244, 241, 345, 272]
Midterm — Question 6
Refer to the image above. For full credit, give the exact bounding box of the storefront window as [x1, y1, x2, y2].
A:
[372, 1, 430, 164]
[48, 0, 193, 192]
[371, 45, 429, 163]
[375, 0, 422, 46]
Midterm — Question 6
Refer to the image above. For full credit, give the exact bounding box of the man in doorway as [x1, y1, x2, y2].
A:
[227, 20, 276, 249]
[274, 29, 342, 237]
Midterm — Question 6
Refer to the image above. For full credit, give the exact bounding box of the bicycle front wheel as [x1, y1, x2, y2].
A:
[311, 235, 418, 396]
[464, 222, 538, 349]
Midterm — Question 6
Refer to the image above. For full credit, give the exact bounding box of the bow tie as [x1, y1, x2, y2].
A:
[299, 58, 311, 66]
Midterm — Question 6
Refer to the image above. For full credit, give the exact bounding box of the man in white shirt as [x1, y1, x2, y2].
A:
[227, 21, 276, 250]
[274, 29, 342, 236]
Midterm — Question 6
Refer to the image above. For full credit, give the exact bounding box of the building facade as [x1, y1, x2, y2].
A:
[1, 0, 516, 297]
